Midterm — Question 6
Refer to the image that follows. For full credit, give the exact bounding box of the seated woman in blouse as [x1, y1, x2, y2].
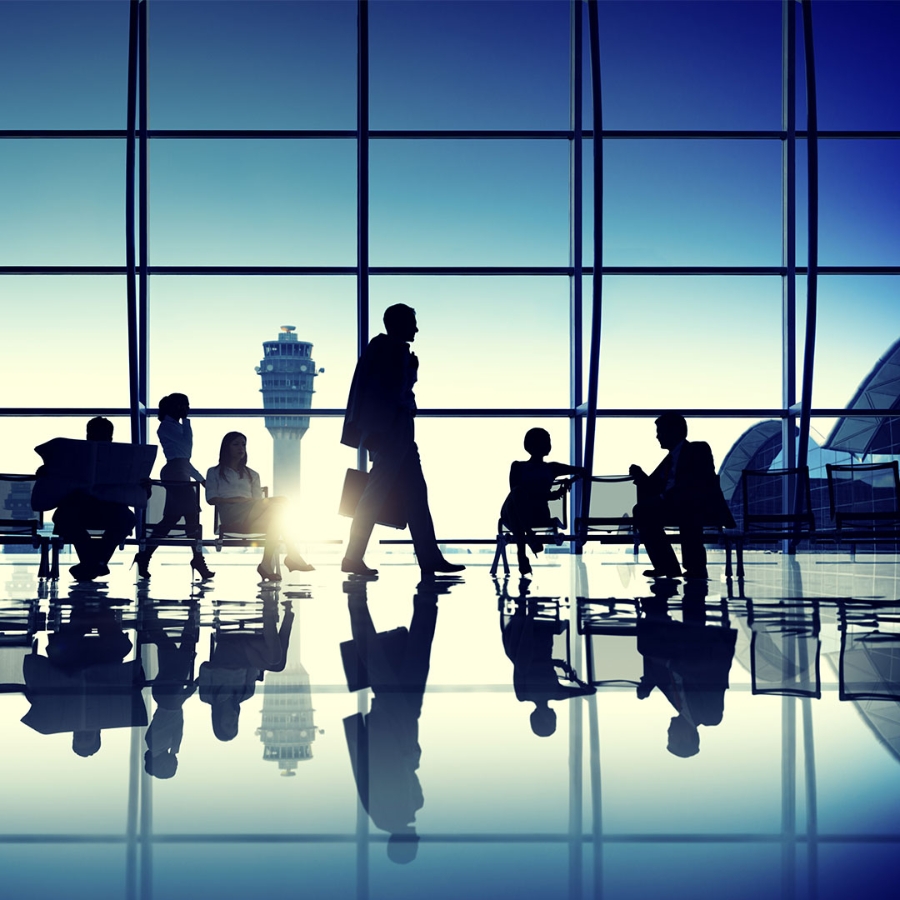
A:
[205, 432, 313, 582]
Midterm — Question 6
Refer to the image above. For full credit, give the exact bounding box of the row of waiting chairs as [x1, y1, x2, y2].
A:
[0, 475, 273, 579]
[492, 461, 900, 578]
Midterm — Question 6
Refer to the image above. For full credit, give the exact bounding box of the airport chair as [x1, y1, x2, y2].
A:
[732, 467, 815, 578]
[139, 480, 203, 555]
[577, 475, 730, 575]
[577, 474, 639, 553]
[824, 461, 900, 558]
[0, 473, 54, 578]
[211, 487, 281, 577]
[491, 475, 576, 577]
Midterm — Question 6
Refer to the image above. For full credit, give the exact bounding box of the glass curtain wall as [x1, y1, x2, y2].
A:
[2, 1, 899, 896]
[1, 0, 898, 536]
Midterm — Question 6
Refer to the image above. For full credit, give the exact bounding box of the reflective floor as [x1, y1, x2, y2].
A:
[1, 547, 899, 900]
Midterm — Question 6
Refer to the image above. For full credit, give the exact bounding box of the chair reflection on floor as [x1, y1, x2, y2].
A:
[745, 598, 822, 699]
[574, 560, 732, 689]
[20, 603, 147, 756]
[829, 603, 900, 765]
[835, 603, 900, 702]
[0, 597, 45, 694]
[200, 591, 294, 742]
[577, 596, 642, 689]
[500, 583, 594, 737]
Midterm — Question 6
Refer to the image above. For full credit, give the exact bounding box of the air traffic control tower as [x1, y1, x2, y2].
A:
[256, 326, 321, 499]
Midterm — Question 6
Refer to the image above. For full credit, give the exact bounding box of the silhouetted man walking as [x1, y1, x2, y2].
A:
[629, 412, 734, 579]
[341, 304, 464, 579]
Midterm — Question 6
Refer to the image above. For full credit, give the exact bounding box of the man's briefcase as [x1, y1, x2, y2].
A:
[338, 468, 407, 529]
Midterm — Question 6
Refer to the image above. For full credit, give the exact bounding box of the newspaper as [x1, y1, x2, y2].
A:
[32, 439, 158, 510]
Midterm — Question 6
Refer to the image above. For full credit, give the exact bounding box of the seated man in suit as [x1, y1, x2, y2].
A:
[40, 417, 140, 582]
[629, 413, 735, 580]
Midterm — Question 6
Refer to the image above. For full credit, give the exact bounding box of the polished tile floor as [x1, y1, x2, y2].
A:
[1, 546, 898, 900]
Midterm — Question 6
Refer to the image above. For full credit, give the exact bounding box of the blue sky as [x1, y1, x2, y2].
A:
[1, 0, 898, 536]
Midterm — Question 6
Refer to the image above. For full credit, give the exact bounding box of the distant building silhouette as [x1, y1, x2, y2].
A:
[256, 326, 322, 499]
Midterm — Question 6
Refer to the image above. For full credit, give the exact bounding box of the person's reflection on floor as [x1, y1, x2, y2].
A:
[636, 579, 737, 758]
[21, 602, 146, 756]
[199, 592, 294, 742]
[342, 579, 447, 864]
[142, 602, 200, 778]
[501, 584, 595, 738]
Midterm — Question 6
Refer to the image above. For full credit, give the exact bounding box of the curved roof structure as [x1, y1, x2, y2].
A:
[717, 421, 783, 506]
[825, 337, 900, 456]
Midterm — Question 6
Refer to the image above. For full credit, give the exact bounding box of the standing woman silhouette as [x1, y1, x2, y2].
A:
[134, 393, 214, 581]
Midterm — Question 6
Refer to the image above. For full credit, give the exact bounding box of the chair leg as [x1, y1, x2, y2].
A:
[736, 540, 744, 579]
[50, 538, 61, 580]
[490, 535, 501, 577]
[725, 538, 733, 579]
[38, 539, 50, 580]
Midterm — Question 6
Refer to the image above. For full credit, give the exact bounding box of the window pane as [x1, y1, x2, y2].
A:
[148, 140, 356, 266]
[413, 418, 571, 538]
[815, 1, 900, 130]
[148, 276, 357, 411]
[368, 276, 570, 409]
[588, 1, 782, 131]
[370, 141, 569, 267]
[0, 279, 130, 410]
[812, 277, 900, 414]
[148, 275, 356, 535]
[587, 417, 758, 493]
[596, 277, 782, 409]
[371, 0, 570, 130]
[148, 1, 357, 129]
[167, 416, 350, 546]
[820, 141, 900, 267]
[588, 140, 783, 268]
[0, 0, 130, 129]
[0, 141, 125, 266]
